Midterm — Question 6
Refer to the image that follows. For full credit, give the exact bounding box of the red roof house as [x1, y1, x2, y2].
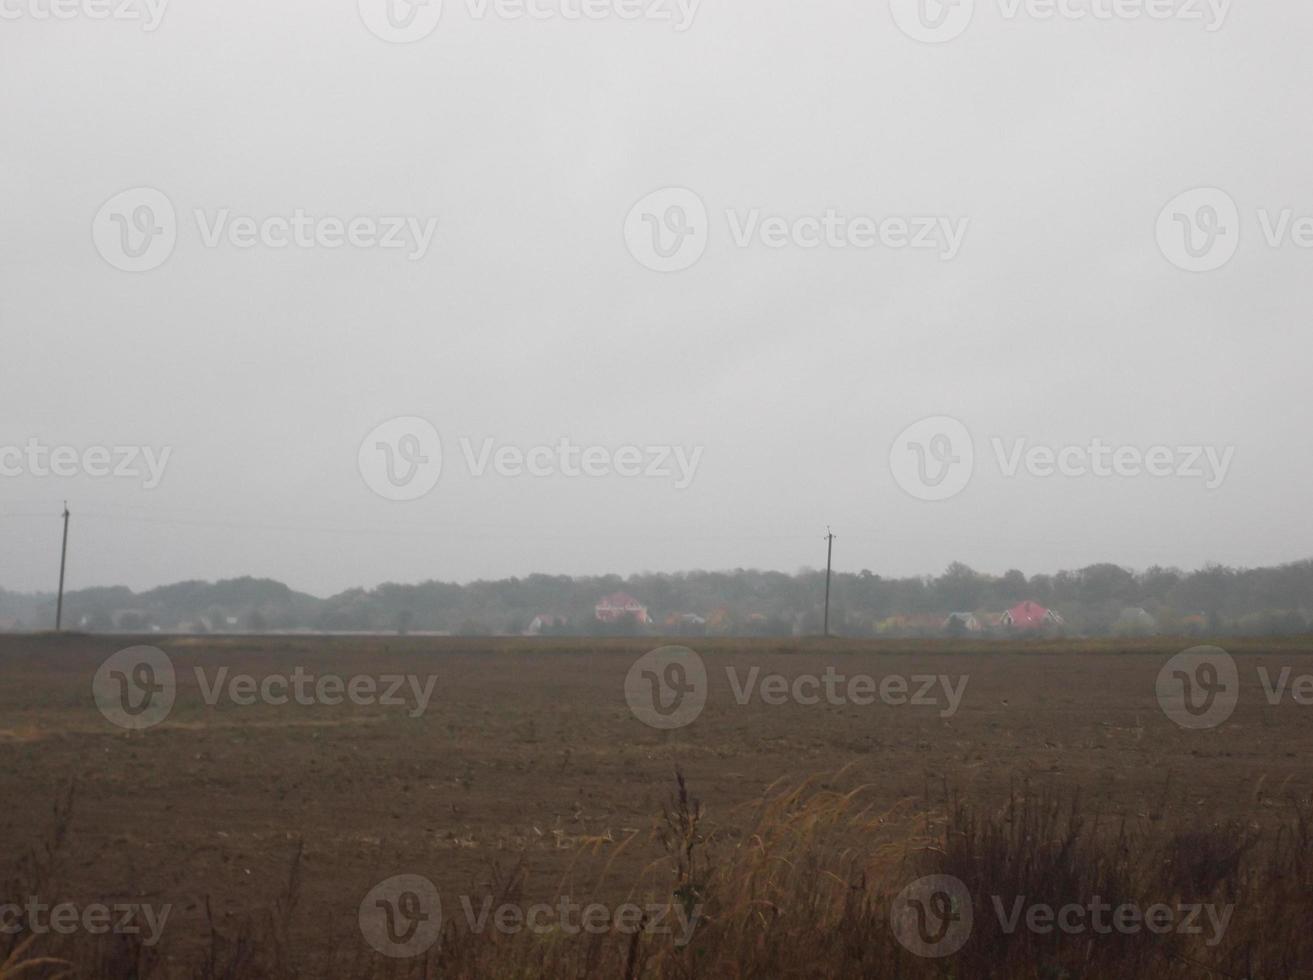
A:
[594, 592, 651, 624]
[1001, 601, 1064, 630]
[526, 614, 568, 635]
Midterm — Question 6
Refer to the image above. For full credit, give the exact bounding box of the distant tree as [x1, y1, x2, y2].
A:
[1140, 566, 1183, 601]
[1078, 564, 1138, 605]
[117, 611, 149, 631]
[456, 618, 489, 637]
[21, 558, 1313, 640]
[998, 569, 1028, 602]
[936, 562, 984, 611]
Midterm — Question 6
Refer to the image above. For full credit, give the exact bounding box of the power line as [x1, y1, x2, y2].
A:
[4, 510, 810, 543]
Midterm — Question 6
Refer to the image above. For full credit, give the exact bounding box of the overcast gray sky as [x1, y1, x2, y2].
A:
[2, 0, 1310, 596]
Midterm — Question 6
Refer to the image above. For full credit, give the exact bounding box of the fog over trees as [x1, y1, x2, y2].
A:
[3, 559, 1311, 637]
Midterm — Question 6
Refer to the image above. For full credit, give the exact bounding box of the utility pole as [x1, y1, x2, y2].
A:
[55, 502, 70, 631]
[823, 527, 836, 637]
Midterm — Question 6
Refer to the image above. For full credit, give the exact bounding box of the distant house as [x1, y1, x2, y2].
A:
[663, 612, 706, 629]
[594, 592, 650, 625]
[527, 614, 568, 636]
[1115, 607, 1158, 635]
[944, 612, 984, 633]
[1001, 601, 1064, 630]
[706, 607, 734, 633]
[878, 614, 945, 636]
[0, 617, 18, 633]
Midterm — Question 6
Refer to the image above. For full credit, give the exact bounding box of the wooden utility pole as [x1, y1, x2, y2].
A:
[55, 502, 70, 631]
[823, 527, 836, 637]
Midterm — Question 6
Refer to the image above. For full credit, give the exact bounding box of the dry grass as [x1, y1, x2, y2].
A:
[4, 771, 1312, 978]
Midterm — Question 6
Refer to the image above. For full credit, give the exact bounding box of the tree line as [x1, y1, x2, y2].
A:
[2, 559, 1311, 636]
